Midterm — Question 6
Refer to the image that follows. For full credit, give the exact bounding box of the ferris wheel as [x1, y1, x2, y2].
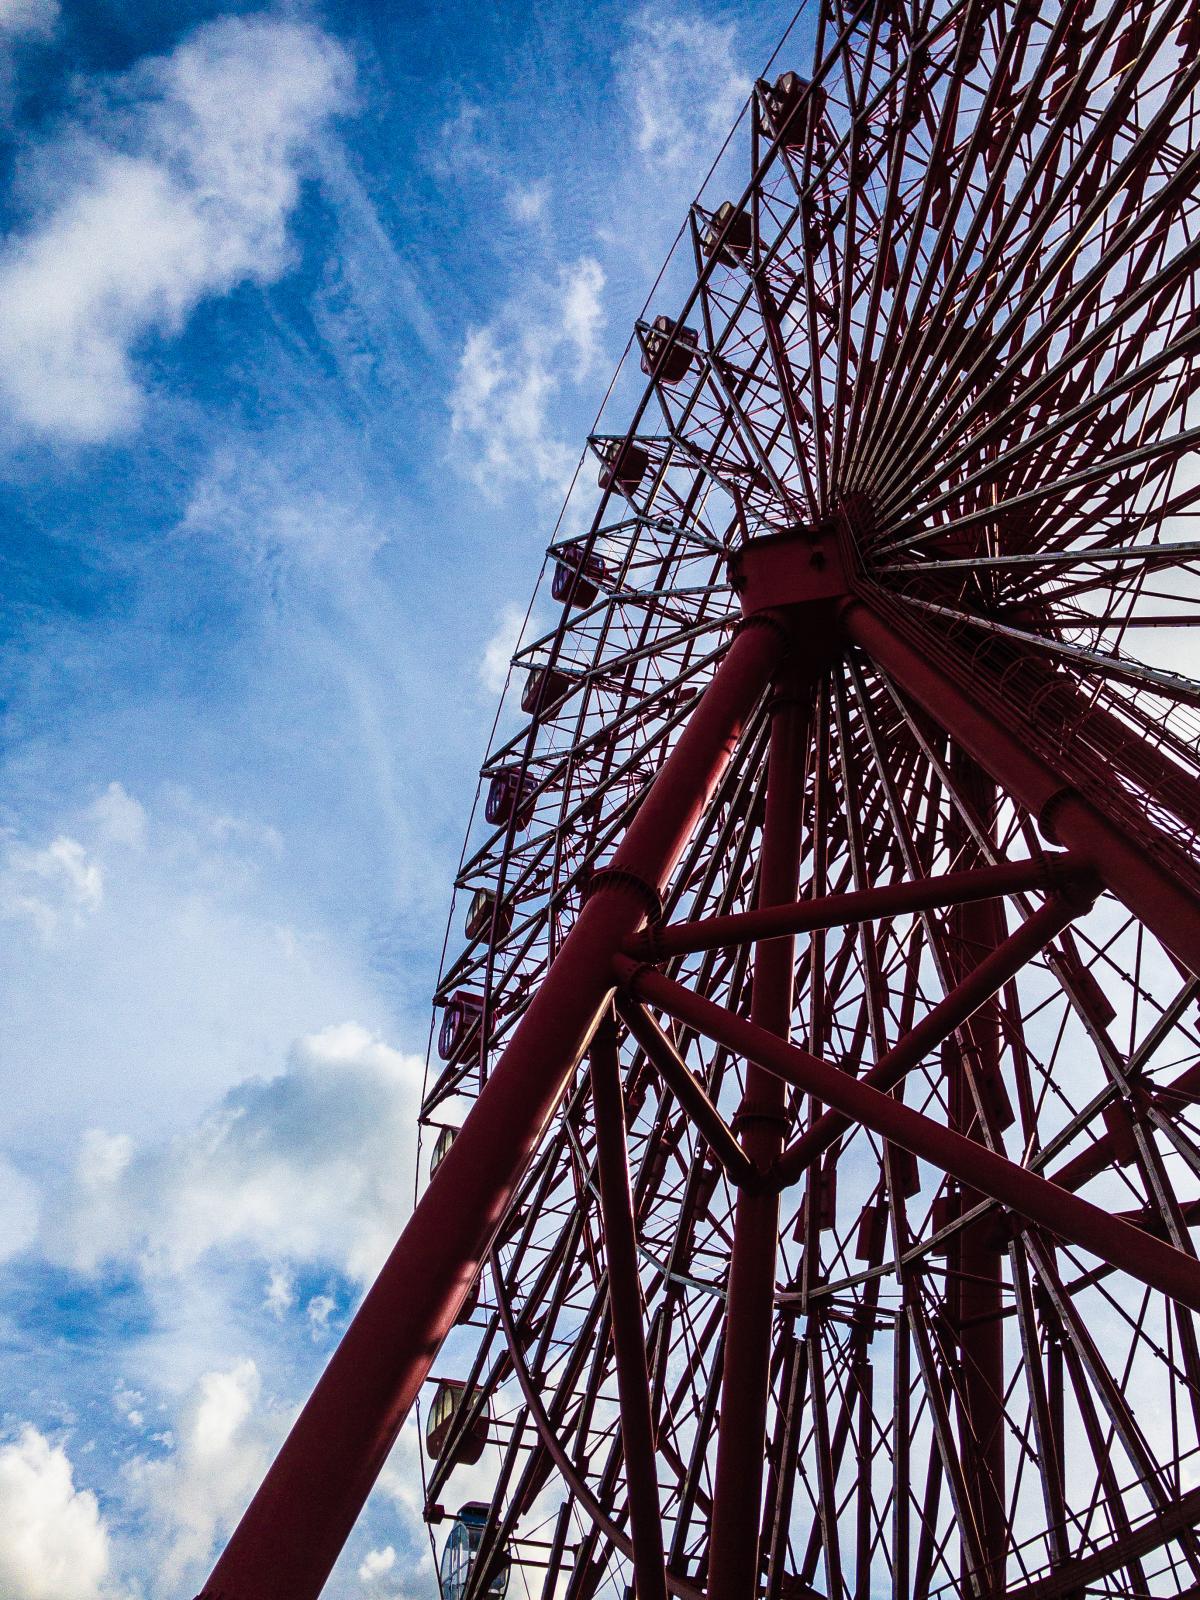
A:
[202, 2, 1200, 1598]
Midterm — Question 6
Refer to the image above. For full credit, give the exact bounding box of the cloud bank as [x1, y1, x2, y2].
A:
[0, 1427, 118, 1600]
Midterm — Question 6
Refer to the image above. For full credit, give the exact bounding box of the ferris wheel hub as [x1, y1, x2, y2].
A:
[727, 520, 851, 620]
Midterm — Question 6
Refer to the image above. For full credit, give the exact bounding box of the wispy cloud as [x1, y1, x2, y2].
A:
[0, 0, 58, 44]
[0, 15, 352, 441]
[182, 443, 389, 577]
[123, 1360, 288, 1592]
[0, 832, 103, 941]
[620, 6, 750, 170]
[478, 600, 528, 696]
[449, 255, 605, 499]
[505, 178, 550, 225]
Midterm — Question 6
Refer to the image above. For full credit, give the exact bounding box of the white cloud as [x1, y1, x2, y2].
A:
[0, 16, 352, 441]
[0, 1156, 39, 1263]
[0, 1427, 116, 1600]
[479, 601, 527, 695]
[621, 7, 750, 170]
[449, 256, 605, 499]
[560, 257, 605, 367]
[113, 1382, 146, 1432]
[262, 1264, 295, 1320]
[47, 1022, 424, 1287]
[305, 1291, 336, 1338]
[374, 1422, 440, 1596]
[0, 0, 57, 42]
[89, 783, 148, 849]
[1, 833, 103, 941]
[125, 1360, 286, 1591]
[182, 444, 387, 574]
[505, 180, 549, 225]
[358, 1544, 397, 1582]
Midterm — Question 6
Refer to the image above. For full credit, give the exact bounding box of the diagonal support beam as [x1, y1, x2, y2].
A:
[841, 593, 1200, 977]
[772, 885, 1094, 1190]
[590, 1013, 668, 1600]
[199, 612, 791, 1600]
[614, 959, 1200, 1316]
[627, 853, 1091, 961]
[615, 995, 757, 1189]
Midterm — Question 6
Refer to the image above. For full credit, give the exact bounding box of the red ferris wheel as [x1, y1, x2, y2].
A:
[203, 1, 1200, 1597]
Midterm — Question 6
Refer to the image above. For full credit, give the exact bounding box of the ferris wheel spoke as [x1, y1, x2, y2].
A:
[905, 1280, 991, 1592]
[848, 0, 1116, 491]
[861, 4, 1200, 509]
[825, 1, 909, 490]
[872, 223, 1200, 527]
[870, 230, 1200, 539]
[847, 0, 1056, 491]
[912, 281, 1200, 537]
[876, 418, 1200, 558]
[1025, 1234, 1200, 1577]
[894, 589, 1200, 713]
[886, 531, 1200, 575]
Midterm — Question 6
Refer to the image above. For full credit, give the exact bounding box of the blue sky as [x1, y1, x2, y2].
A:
[0, 1, 807, 1594]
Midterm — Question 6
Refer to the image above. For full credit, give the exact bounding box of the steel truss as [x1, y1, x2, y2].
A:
[202, 1, 1200, 1597]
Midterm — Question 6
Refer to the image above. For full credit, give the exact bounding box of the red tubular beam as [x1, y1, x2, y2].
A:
[199, 615, 788, 1600]
[707, 673, 810, 1600]
[615, 961, 1200, 1316]
[947, 761, 1006, 1581]
[771, 887, 1093, 1190]
[629, 854, 1089, 961]
[841, 596, 1200, 978]
[590, 1015, 668, 1600]
[615, 995, 757, 1189]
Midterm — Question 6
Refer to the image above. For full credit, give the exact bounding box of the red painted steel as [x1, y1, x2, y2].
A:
[199, 12, 1200, 1591]
[841, 596, 1200, 978]
[197, 615, 787, 1600]
[616, 960, 1200, 1315]
[590, 1013, 669, 1600]
[946, 758, 1007, 1582]
[771, 886, 1091, 1188]
[616, 995, 757, 1189]
[629, 853, 1090, 960]
[707, 669, 811, 1600]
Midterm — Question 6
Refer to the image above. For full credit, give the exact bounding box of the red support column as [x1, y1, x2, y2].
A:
[841, 595, 1200, 977]
[198, 615, 788, 1600]
[590, 1012, 668, 1600]
[706, 666, 811, 1600]
[946, 756, 1007, 1588]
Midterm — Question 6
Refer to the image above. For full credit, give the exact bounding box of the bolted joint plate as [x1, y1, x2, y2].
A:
[726, 501, 864, 625]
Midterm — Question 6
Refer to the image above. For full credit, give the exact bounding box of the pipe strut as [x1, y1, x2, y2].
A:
[198, 614, 791, 1600]
[617, 960, 1200, 1316]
